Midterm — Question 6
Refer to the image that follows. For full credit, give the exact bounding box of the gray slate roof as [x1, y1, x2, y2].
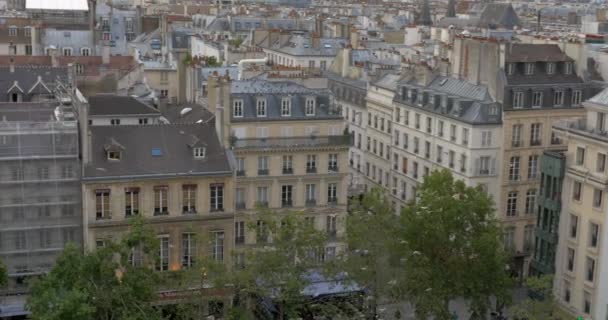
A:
[230, 80, 340, 122]
[587, 87, 608, 106]
[83, 123, 231, 180]
[161, 103, 214, 124]
[505, 44, 573, 63]
[0, 66, 67, 102]
[88, 94, 161, 116]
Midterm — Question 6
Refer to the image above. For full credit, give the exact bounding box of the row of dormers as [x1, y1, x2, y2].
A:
[232, 96, 318, 118]
[506, 61, 573, 76]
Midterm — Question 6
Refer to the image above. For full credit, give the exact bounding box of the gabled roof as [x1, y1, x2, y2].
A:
[84, 123, 231, 180]
[88, 94, 161, 117]
[0, 66, 67, 101]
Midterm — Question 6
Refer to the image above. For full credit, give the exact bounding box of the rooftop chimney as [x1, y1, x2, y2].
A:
[9, 57, 14, 73]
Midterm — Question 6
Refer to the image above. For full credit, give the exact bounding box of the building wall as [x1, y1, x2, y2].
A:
[264, 49, 335, 70]
[82, 175, 235, 268]
[89, 115, 160, 126]
[500, 107, 585, 278]
[145, 69, 178, 103]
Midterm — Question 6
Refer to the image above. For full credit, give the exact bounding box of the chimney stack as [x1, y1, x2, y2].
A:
[9, 57, 14, 73]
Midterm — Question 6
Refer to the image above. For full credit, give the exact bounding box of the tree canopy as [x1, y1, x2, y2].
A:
[0, 258, 8, 288]
[397, 170, 512, 319]
[27, 217, 163, 320]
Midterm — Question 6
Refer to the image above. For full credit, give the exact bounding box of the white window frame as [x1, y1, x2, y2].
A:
[513, 91, 524, 109]
[8, 26, 17, 36]
[305, 97, 316, 116]
[157, 235, 170, 271]
[509, 156, 520, 181]
[507, 63, 515, 75]
[62, 47, 73, 56]
[547, 62, 555, 75]
[181, 232, 196, 268]
[525, 63, 534, 75]
[554, 90, 564, 106]
[564, 62, 573, 75]
[281, 97, 291, 116]
[572, 90, 582, 106]
[256, 98, 267, 117]
[80, 47, 90, 56]
[210, 231, 224, 262]
[233, 100, 243, 117]
[193, 147, 206, 159]
[532, 92, 542, 108]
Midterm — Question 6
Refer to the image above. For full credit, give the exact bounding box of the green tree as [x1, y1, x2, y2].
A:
[0, 258, 7, 288]
[234, 209, 331, 319]
[27, 216, 163, 320]
[398, 170, 512, 319]
[337, 187, 402, 317]
[509, 275, 560, 320]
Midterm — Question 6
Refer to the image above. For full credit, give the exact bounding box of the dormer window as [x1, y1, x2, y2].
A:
[406, 88, 412, 99]
[233, 100, 243, 117]
[547, 62, 555, 75]
[75, 64, 84, 75]
[256, 98, 267, 117]
[441, 96, 448, 109]
[525, 63, 534, 75]
[281, 97, 291, 116]
[81, 47, 90, 56]
[507, 63, 515, 75]
[429, 95, 435, 105]
[108, 151, 121, 160]
[63, 47, 73, 56]
[564, 62, 573, 75]
[305, 97, 316, 116]
[489, 105, 499, 116]
[193, 147, 206, 159]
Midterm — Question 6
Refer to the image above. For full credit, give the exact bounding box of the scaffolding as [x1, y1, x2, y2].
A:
[0, 102, 81, 307]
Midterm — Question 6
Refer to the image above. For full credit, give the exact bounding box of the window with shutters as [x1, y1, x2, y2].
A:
[181, 233, 196, 268]
[95, 189, 110, 219]
[154, 186, 169, 215]
[509, 156, 520, 181]
[210, 184, 224, 211]
[125, 188, 139, 216]
[506, 191, 518, 217]
[157, 235, 169, 271]
[182, 185, 197, 213]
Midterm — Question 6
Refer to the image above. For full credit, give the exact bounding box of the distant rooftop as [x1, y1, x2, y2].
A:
[26, 0, 88, 11]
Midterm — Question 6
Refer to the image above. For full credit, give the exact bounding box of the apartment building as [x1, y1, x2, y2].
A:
[327, 73, 367, 195]
[498, 44, 592, 279]
[389, 67, 503, 214]
[553, 88, 608, 320]
[81, 123, 235, 278]
[208, 75, 350, 259]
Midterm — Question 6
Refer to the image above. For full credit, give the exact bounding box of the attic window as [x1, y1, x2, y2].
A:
[256, 98, 267, 117]
[193, 147, 206, 159]
[281, 97, 291, 116]
[564, 62, 573, 75]
[525, 63, 534, 75]
[108, 151, 121, 160]
[305, 97, 316, 116]
[507, 63, 515, 75]
[489, 105, 499, 116]
[75, 64, 84, 75]
[547, 62, 555, 75]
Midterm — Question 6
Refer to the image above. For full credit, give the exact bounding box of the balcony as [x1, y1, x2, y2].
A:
[328, 197, 338, 205]
[328, 166, 339, 173]
[530, 140, 542, 146]
[306, 167, 317, 174]
[282, 200, 293, 208]
[153, 209, 169, 216]
[236, 202, 246, 209]
[182, 207, 196, 214]
[255, 201, 268, 208]
[236, 170, 245, 176]
[306, 199, 316, 207]
[258, 169, 269, 176]
[327, 230, 337, 240]
[233, 135, 352, 150]
[235, 236, 245, 245]
[282, 168, 293, 175]
[512, 140, 523, 148]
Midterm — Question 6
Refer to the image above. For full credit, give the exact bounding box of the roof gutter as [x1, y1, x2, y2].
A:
[82, 170, 233, 182]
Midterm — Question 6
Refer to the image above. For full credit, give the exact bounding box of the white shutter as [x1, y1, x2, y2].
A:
[281, 127, 293, 137]
[232, 127, 246, 139]
[256, 127, 269, 138]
